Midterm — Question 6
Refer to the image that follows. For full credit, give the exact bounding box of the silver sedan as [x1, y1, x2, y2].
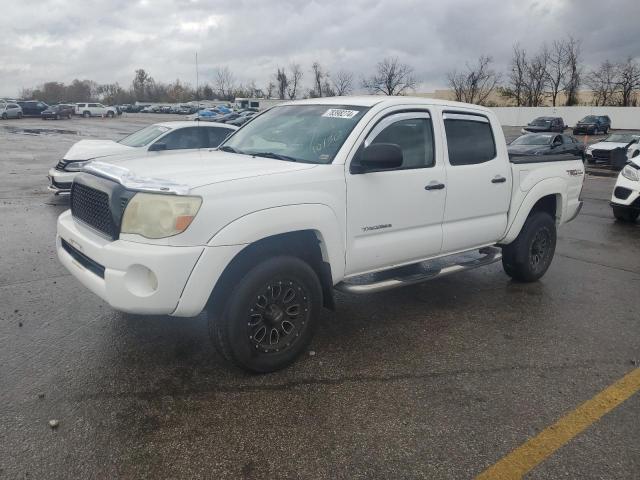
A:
[0, 102, 23, 119]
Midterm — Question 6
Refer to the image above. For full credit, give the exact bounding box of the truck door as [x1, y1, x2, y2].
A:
[440, 112, 511, 253]
[345, 111, 446, 276]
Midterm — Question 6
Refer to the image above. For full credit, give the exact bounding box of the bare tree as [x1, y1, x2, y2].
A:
[524, 49, 549, 107]
[265, 81, 275, 99]
[362, 57, 417, 95]
[615, 57, 640, 106]
[545, 40, 569, 106]
[275, 68, 289, 100]
[287, 63, 303, 99]
[563, 37, 581, 106]
[310, 62, 326, 97]
[586, 60, 618, 106]
[447, 55, 500, 105]
[214, 66, 235, 100]
[331, 70, 354, 96]
[499, 45, 528, 106]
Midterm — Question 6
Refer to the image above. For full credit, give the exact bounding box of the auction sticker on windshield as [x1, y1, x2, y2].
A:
[322, 108, 361, 119]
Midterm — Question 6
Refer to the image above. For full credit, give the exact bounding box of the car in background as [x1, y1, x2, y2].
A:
[47, 121, 238, 194]
[75, 103, 118, 118]
[508, 133, 585, 160]
[610, 157, 640, 222]
[521, 116, 566, 134]
[216, 112, 241, 123]
[585, 132, 640, 166]
[17, 100, 49, 116]
[41, 104, 74, 120]
[1, 102, 23, 119]
[573, 115, 611, 135]
[227, 111, 258, 126]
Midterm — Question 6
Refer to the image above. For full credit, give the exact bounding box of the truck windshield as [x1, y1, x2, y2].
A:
[118, 125, 170, 147]
[220, 104, 369, 164]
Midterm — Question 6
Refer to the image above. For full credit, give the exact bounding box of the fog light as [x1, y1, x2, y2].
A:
[124, 264, 158, 297]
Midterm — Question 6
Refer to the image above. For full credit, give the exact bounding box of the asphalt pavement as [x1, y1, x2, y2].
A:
[1, 115, 639, 479]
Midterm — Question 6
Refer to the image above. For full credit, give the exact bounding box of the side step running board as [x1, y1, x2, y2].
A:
[335, 247, 502, 294]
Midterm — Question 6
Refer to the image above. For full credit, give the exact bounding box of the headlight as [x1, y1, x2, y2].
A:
[586, 147, 593, 154]
[121, 193, 202, 239]
[632, 150, 640, 158]
[621, 165, 639, 182]
[64, 160, 91, 172]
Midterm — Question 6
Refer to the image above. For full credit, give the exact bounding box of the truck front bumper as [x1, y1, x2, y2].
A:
[47, 168, 77, 195]
[56, 210, 244, 317]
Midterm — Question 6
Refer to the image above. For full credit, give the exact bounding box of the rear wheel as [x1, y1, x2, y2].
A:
[17, 112, 22, 119]
[612, 206, 639, 223]
[83, 111, 90, 118]
[208, 256, 322, 373]
[502, 212, 557, 282]
[1, 113, 7, 120]
[106, 111, 114, 118]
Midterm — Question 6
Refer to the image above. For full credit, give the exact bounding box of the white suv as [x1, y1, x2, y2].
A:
[75, 103, 118, 118]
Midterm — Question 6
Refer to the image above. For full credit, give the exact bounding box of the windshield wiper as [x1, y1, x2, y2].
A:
[219, 145, 243, 154]
[251, 151, 299, 162]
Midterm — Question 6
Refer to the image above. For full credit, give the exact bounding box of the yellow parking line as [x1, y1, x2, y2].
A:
[476, 367, 640, 480]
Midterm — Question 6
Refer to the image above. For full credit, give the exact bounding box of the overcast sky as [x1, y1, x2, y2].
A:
[2, 0, 639, 97]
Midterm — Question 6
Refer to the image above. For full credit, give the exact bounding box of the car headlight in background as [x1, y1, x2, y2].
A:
[621, 165, 639, 182]
[632, 150, 640, 158]
[121, 193, 202, 239]
[64, 160, 92, 172]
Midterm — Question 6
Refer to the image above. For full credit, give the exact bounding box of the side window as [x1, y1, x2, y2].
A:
[88, 103, 98, 108]
[204, 127, 233, 148]
[443, 113, 496, 166]
[160, 127, 203, 150]
[365, 116, 434, 169]
[553, 135, 563, 145]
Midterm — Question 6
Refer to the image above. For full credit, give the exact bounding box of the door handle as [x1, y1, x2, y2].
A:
[491, 176, 506, 184]
[425, 182, 445, 191]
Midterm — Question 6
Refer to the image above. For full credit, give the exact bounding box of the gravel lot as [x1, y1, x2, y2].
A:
[1, 114, 639, 479]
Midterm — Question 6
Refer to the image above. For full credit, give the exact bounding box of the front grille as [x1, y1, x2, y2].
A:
[55, 160, 66, 171]
[614, 187, 632, 200]
[591, 150, 611, 161]
[61, 239, 105, 278]
[71, 183, 118, 239]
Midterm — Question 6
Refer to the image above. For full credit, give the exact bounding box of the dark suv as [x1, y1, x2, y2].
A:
[41, 104, 74, 120]
[522, 116, 566, 133]
[573, 115, 611, 135]
[16, 100, 49, 117]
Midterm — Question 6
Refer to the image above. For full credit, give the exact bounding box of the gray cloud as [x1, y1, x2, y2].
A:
[1, 0, 639, 97]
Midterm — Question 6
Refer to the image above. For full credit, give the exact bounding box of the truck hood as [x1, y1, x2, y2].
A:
[85, 150, 318, 193]
[63, 139, 136, 161]
[587, 141, 630, 151]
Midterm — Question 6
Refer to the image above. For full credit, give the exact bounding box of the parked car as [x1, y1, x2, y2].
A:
[585, 132, 640, 166]
[48, 121, 237, 194]
[610, 158, 640, 222]
[75, 103, 118, 118]
[216, 112, 241, 123]
[55, 97, 585, 372]
[508, 133, 585, 160]
[41, 104, 74, 120]
[227, 112, 257, 126]
[17, 100, 49, 116]
[573, 115, 611, 135]
[521, 116, 566, 134]
[0, 102, 23, 119]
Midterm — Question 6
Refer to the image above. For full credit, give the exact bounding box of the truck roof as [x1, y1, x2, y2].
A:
[281, 95, 493, 113]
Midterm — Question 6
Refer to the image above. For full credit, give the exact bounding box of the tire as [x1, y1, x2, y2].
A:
[502, 212, 557, 283]
[83, 111, 90, 118]
[1, 113, 7, 120]
[208, 256, 322, 373]
[17, 112, 22, 119]
[107, 111, 114, 118]
[55, 114, 59, 120]
[612, 206, 639, 223]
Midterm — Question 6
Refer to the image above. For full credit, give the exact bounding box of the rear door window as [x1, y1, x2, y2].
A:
[443, 113, 496, 166]
[203, 127, 234, 148]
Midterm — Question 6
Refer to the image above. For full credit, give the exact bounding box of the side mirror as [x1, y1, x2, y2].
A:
[352, 143, 403, 173]
[149, 142, 167, 152]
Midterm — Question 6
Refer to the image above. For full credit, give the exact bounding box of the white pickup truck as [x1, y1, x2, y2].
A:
[56, 97, 584, 372]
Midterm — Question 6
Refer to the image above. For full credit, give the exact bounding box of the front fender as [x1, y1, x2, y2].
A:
[208, 203, 345, 282]
[501, 178, 566, 244]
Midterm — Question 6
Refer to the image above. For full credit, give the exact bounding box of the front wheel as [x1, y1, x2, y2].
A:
[1, 113, 7, 120]
[502, 212, 557, 282]
[209, 256, 322, 373]
[107, 111, 114, 118]
[612, 206, 639, 223]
